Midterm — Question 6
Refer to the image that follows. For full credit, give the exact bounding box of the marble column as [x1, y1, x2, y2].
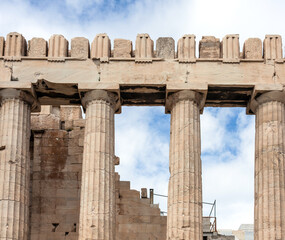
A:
[166, 90, 203, 240]
[0, 89, 36, 240]
[252, 91, 285, 240]
[79, 90, 118, 240]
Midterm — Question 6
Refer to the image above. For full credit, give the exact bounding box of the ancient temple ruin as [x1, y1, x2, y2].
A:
[0, 32, 284, 240]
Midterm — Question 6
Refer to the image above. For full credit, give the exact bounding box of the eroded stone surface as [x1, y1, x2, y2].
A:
[156, 37, 175, 59]
[114, 39, 132, 58]
[71, 37, 89, 58]
[243, 38, 262, 59]
[28, 38, 47, 57]
[0, 37, 4, 56]
[199, 36, 220, 58]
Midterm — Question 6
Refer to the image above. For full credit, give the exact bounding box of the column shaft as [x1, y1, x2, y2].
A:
[255, 100, 285, 240]
[0, 98, 31, 240]
[167, 92, 203, 240]
[79, 91, 116, 240]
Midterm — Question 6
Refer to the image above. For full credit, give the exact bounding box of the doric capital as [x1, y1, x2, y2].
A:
[0, 89, 39, 111]
[166, 90, 203, 113]
[81, 90, 120, 112]
[249, 90, 285, 113]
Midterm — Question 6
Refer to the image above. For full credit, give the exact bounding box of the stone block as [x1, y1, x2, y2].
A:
[31, 114, 60, 130]
[60, 106, 82, 121]
[114, 156, 120, 165]
[264, 35, 282, 60]
[156, 37, 175, 59]
[135, 33, 153, 59]
[222, 34, 240, 62]
[90, 33, 111, 60]
[71, 37, 89, 58]
[243, 38, 262, 59]
[0, 37, 4, 56]
[114, 39, 132, 58]
[28, 38, 47, 57]
[73, 119, 85, 128]
[177, 34, 196, 62]
[141, 188, 147, 198]
[4, 32, 27, 56]
[199, 36, 220, 58]
[48, 34, 68, 57]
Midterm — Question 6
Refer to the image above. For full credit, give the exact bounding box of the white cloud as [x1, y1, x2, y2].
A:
[202, 108, 255, 229]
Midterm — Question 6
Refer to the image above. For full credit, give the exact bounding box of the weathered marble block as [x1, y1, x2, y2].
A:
[156, 37, 175, 59]
[199, 36, 220, 58]
[243, 38, 262, 59]
[71, 37, 89, 58]
[177, 34, 196, 62]
[28, 38, 47, 57]
[141, 188, 147, 198]
[0, 37, 4, 56]
[114, 39, 132, 58]
[264, 35, 282, 60]
[48, 34, 68, 57]
[4, 32, 27, 56]
[91, 33, 111, 60]
[135, 33, 153, 59]
[222, 34, 240, 62]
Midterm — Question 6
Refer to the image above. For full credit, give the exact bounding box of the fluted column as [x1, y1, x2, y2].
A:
[79, 90, 118, 240]
[0, 89, 36, 240]
[166, 90, 203, 240]
[252, 91, 285, 240]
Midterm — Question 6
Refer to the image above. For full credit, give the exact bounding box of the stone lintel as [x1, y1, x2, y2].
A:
[81, 89, 120, 113]
[0, 88, 39, 111]
[78, 82, 120, 93]
[165, 90, 203, 114]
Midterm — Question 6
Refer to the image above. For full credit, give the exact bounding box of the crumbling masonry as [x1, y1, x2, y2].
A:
[0, 32, 284, 240]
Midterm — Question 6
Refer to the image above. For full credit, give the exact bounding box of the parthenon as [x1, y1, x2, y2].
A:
[0, 32, 284, 240]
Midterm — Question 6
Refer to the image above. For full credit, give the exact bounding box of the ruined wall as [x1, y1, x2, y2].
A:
[115, 174, 167, 240]
[30, 106, 84, 240]
[29, 106, 166, 240]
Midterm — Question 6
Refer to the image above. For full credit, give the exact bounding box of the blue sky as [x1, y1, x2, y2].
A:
[1, 0, 284, 230]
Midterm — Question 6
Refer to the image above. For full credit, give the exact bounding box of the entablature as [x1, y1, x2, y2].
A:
[0, 32, 285, 114]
